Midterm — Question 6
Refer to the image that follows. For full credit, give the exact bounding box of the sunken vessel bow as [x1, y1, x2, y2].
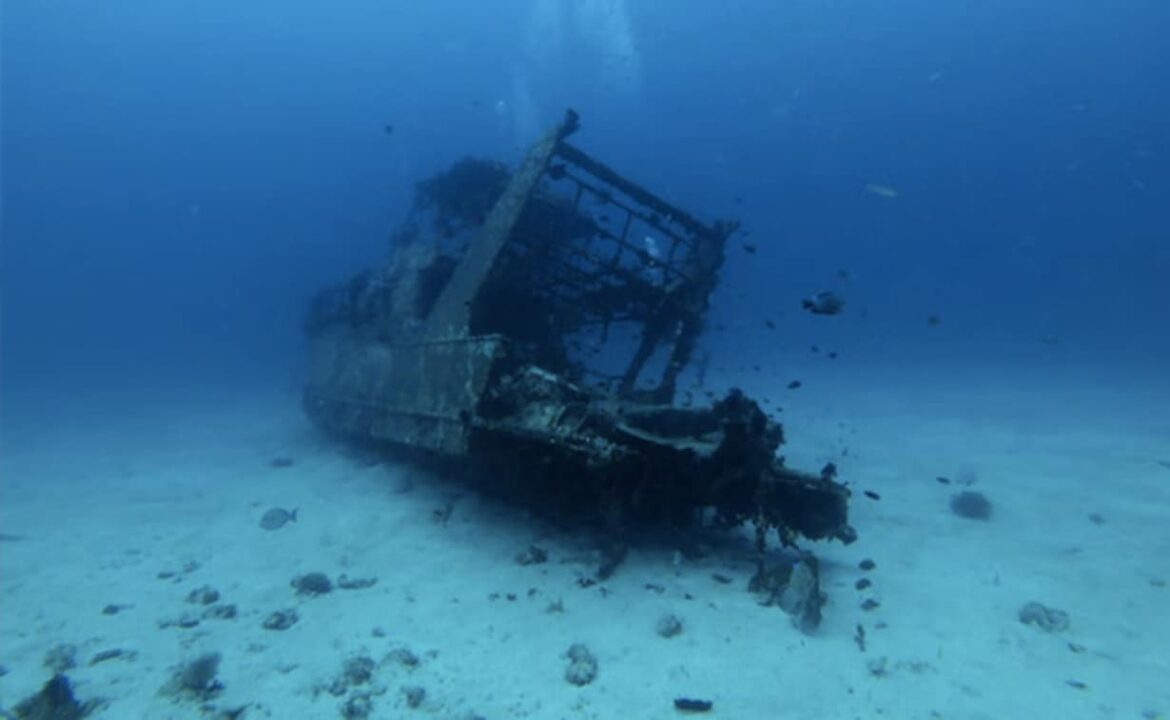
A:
[304, 111, 855, 548]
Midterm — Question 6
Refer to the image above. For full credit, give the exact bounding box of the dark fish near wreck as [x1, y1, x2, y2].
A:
[260, 508, 298, 530]
[802, 290, 845, 315]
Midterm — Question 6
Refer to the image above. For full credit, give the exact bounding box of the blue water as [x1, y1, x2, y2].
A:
[2, 1, 1169, 716]
[5, 0, 1167, 393]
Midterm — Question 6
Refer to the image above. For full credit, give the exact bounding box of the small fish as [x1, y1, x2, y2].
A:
[742, 243, 757, 254]
[864, 183, 899, 198]
[383, 123, 395, 135]
[260, 507, 298, 531]
[863, 490, 881, 501]
[787, 380, 802, 389]
[927, 315, 942, 326]
[802, 290, 845, 315]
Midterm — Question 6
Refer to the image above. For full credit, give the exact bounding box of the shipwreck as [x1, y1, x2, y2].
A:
[303, 111, 855, 623]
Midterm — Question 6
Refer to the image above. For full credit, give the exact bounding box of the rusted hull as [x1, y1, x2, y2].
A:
[305, 332, 506, 455]
[304, 110, 855, 554]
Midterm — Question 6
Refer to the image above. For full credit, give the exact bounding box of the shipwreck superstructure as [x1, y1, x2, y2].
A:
[304, 111, 855, 553]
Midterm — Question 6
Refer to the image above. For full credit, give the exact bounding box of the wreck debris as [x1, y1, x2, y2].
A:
[563, 643, 598, 687]
[89, 648, 136, 666]
[401, 686, 426, 709]
[386, 647, 421, 668]
[341, 693, 373, 719]
[655, 613, 684, 638]
[950, 490, 993, 520]
[261, 609, 299, 631]
[161, 652, 223, 701]
[291, 572, 333, 596]
[185, 585, 220, 605]
[1018, 601, 1070, 633]
[749, 553, 826, 633]
[674, 698, 714, 713]
[43, 644, 77, 674]
[304, 110, 854, 571]
[337, 574, 377, 590]
[328, 656, 376, 696]
[515, 545, 548, 566]
[10, 674, 97, 720]
[596, 541, 628, 580]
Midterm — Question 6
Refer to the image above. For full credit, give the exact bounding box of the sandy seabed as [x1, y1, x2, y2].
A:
[1, 367, 1168, 720]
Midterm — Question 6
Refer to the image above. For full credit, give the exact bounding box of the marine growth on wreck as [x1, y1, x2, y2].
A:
[303, 112, 856, 626]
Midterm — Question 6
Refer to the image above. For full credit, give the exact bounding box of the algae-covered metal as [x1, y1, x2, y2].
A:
[304, 111, 855, 549]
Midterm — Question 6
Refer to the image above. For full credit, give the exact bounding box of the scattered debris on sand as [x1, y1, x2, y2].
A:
[100, 603, 131, 616]
[402, 685, 426, 709]
[185, 585, 220, 605]
[950, 491, 993, 520]
[749, 554, 825, 633]
[564, 643, 598, 686]
[655, 613, 684, 638]
[160, 652, 223, 702]
[88, 648, 137, 666]
[1018, 601, 1070, 633]
[262, 609, 299, 631]
[674, 697, 714, 713]
[290, 572, 333, 596]
[337, 574, 378, 590]
[515, 545, 549, 566]
[9, 674, 100, 720]
[43, 644, 77, 674]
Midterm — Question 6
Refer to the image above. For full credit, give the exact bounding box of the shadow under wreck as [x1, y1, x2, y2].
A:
[303, 110, 856, 630]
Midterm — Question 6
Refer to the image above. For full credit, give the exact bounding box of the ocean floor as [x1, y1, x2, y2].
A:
[1, 368, 1168, 719]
